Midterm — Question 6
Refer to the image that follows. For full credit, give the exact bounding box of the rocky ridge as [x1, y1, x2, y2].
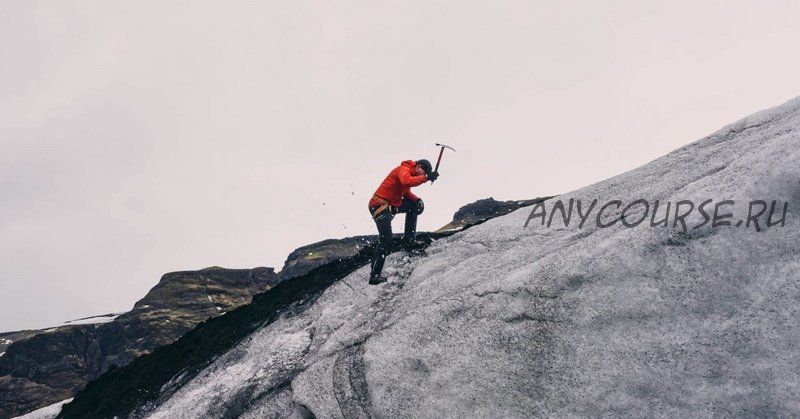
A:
[0, 267, 279, 418]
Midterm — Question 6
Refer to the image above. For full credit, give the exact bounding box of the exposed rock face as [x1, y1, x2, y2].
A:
[279, 236, 374, 281]
[0, 331, 40, 356]
[0, 325, 97, 419]
[279, 197, 547, 281]
[436, 197, 551, 232]
[0, 267, 279, 418]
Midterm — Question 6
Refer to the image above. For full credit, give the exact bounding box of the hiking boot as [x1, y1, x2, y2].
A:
[369, 275, 388, 285]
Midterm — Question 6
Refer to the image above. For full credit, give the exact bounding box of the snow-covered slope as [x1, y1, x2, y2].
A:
[14, 399, 72, 419]
[71, 97, 800, 417]
[60, 313, 121, 326]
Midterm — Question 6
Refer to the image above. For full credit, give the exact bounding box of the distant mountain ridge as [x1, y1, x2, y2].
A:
[0, 267, 279, 418]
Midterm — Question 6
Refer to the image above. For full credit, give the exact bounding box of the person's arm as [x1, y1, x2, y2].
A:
[398, 167, 428, 188]
[403, 189, 421, 202]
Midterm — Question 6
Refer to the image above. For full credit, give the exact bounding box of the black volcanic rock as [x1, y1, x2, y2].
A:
[279, 236, 375, 280]
[277, 197, 549, 282]
[0, 267, 279, 418]
[436, 196, 551, 232]
[0, 331, 40, 355]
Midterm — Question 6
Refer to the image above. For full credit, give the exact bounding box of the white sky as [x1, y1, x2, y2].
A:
[2, 1, 799, 332]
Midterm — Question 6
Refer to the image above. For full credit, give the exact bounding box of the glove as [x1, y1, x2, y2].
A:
[427, 171, 439, 182]
[415, 199, 425, 215]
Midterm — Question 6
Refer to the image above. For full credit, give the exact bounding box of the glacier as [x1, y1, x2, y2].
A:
[63, 96, 800, 418]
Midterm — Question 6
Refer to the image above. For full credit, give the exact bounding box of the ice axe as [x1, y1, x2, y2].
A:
[432, 142, 455, 184]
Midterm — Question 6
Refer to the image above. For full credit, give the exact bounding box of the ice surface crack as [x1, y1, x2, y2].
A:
[332, 343, 375, 419]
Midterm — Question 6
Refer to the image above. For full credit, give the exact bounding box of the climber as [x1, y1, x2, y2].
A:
[367, 159, 439, 285]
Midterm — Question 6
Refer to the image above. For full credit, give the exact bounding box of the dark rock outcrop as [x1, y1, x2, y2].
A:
[279, 197, 549, 281]
[0, 267, 279, 418]
[279, 236, 374, 281]
[0, 331, 40, 355]
[436, 196, 551, 232]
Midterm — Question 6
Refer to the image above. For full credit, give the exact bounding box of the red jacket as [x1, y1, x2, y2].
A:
[369, 160, 428, 207]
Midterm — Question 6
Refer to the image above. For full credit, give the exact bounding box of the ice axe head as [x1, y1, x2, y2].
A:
[435, 143, 456, 153]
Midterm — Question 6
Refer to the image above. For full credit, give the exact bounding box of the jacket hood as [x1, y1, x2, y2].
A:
[401, 160, 417, 168]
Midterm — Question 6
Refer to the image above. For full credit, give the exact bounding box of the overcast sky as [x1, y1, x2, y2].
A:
[2, 1, 799, 332]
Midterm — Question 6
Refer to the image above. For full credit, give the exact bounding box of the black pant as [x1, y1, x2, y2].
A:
[368, 197, 418, 278]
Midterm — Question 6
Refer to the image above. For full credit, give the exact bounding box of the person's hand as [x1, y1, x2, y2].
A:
[415, 199, 425, 215]
[427, 171, 439, 182]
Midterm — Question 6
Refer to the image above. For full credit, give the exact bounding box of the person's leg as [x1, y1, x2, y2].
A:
[369, 206, 394, 279]
[397, 198, 418, 245]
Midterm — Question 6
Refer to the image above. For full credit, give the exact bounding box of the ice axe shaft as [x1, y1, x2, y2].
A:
[432, 142, 455, 184]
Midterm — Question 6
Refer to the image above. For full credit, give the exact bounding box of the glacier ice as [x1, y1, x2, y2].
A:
[141, 97, 800, 417]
